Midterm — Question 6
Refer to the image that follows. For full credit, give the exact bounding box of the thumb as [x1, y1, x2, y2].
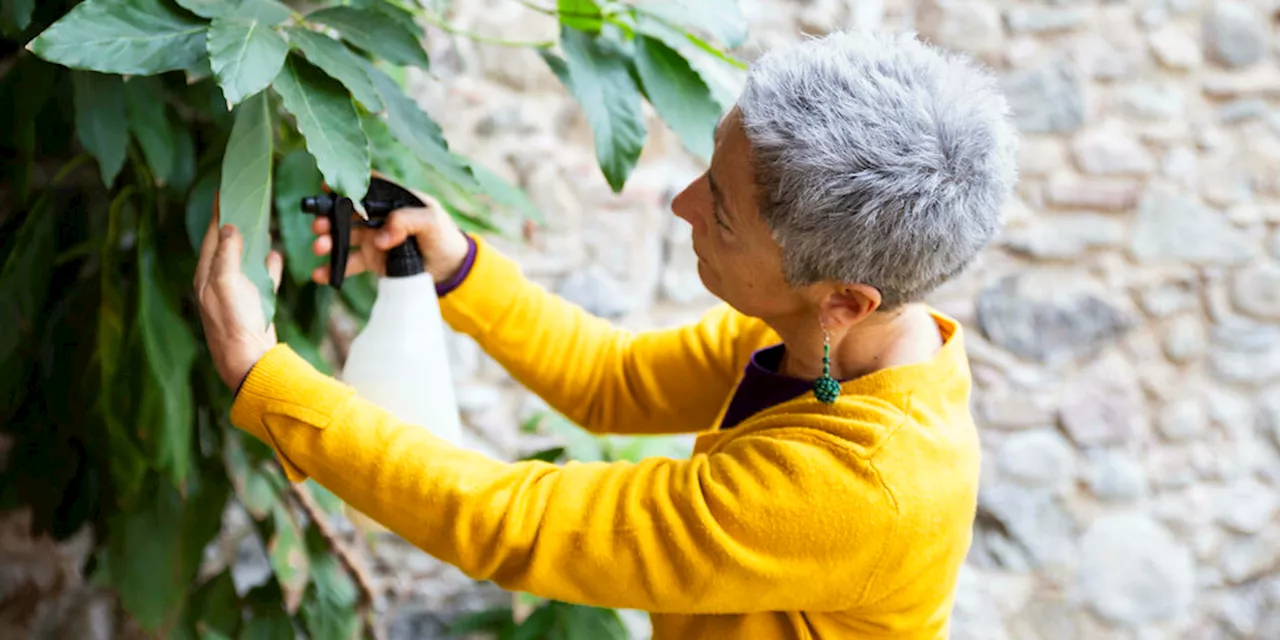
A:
[267, 250, 284, 293]
[376, 207, 434, 250]
[213, 224, 244, 278]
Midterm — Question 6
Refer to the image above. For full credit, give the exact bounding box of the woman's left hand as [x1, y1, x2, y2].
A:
[194, 201, 283, 391]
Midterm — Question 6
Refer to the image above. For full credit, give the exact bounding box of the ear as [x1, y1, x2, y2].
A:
[820, 284, 881, 328]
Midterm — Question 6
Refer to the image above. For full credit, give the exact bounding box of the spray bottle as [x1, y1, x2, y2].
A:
[299, 175, 466, 448]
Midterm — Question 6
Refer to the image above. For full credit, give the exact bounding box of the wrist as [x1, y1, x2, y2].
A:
[433, 232, 477, 296]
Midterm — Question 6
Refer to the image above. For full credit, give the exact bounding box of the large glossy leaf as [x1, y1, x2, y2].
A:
[28, 0, 209, 75]
[219, 90, 277, 322]
[300, 593, 360, 640]
[208, 16, 290, 106]
[305, 529, 358, 607]
[190, 570, 242, 638]
[633, 0, 748, 49]
[177, 0, 291, 23]
[306, 6, 429, 69]
[634, 15, 743, 112]
[223, 431, 280, 520]
[634, 34, 720, 160]
[558, 0, 602, 32]
[170, 127, 198, 193]
[187, 169, 222, 250]
[106, 478, 228, 633]
[72, 71, 128, 186]
[286, 27, 383, 111]
[558, 604, 630, 639]
[268, 502, 310, 613]
[240, 612, 294, 640]
[124, 76, 178, 184]
[138, 214, 199, 488]
[274, 150, 325, 285]
[0, 198, 56, 415]
[366, 64, 476, 189]
[273, 55, 370, 203]
[557, 27, 647, 192]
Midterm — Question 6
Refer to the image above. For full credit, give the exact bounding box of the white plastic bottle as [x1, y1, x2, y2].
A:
[339, 246, 466, 448]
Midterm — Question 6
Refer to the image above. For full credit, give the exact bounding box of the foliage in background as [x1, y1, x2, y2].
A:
[0, 0, 743, 637]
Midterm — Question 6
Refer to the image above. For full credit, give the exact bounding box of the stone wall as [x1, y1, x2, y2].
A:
[406, 0, 1280, 637]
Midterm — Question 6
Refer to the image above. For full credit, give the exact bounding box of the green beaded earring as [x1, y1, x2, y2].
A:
[813, 328, 840, 404]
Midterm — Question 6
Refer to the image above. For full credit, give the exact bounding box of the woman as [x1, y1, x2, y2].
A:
[195, 30, 1017, 639]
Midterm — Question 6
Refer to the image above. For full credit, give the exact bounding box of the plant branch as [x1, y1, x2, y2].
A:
[286, 481, 380, 610]
[418, 12, 555, 48]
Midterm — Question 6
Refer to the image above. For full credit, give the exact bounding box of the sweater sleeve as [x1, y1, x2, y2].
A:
[229, 344, 897, 614]
[438, 235, 769, 435]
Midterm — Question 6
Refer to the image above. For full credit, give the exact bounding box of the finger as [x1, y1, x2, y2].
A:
[212, 224, 244, 281]
[266, 250, 284, 293]
[194, 193, 222, 291]
[310, 252, 368, 285]
[312, 216, 330, 235]
[375, 208, 433, 250]
[313, 234, 331, 256]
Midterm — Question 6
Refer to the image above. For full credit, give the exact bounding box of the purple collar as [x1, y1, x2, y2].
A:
[719, 343, 837, 430]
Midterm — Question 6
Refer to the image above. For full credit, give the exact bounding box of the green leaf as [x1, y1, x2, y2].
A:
[307, 6, 430, 69]
[559, 604, 629, 639]
[187, 169, 222, 251]
[274, 150, 325, 285]
[366, 64, 476, 189]
[272, 55, 370, 203]
[470, 161, 545, 225]
[208, 16, 289, 106]
[634, 15, 744, 112]
[0, 199, 56, 416]
[239, 612, 293, 640]
[268, 502, 310, 613]
[508, 603, 559, 640]
[106, 478, 229, 633]
[449, 608, 517, 635]
[177, 0, 291, 23]
[306, 481, 344, 516]
[633, 0, 748, 49]
[633, 34, 720, 160]
[278, 320, 330, 373]
[170, 126, 198, 193]
[28, 0, 209, 75]
[72, 71, 128, 186]
[0, 0, 34, 35]
[558, 27, 647, 193]
[191, 571, 242, 638]
[520, 447, 566, 463]
[558, 0, 602, 32]
[124, 76, 178, 184]
[286, 28, 383, 111]
[219, 90, 277, 323]
[305, 528, 358, 607]
[138, 214, 199, 488]
[223, 430, 279, 520]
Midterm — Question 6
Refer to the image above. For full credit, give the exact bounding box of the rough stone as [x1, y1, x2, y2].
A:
[976, 272, 1134, 367]
[1220, 531, 1280, 583]
[1016, 136, 1068, 176]
[1002, 59, 1086, 133]
[948, 566, 1013, 640]
[1001, 213, 1126, 258]
[1217, 477, 1279, 534]
[1004, 7, 1090, 33]
[997, 429, 1077, 488]
[1079, 514, 1196, 627]
[1122, 84, 1186, 121]
[977, 388, 1058, 429]
[555, 265, 633, 320]
[1072, 129, 1156, 175]
[1270, 227, 1280, 259]
[1149, 25, 1204, 70]
[1130, 188, 1255, 265]
[1218, 98, 1269, 123]
[1209, 319, 1280, 385]
[1045, 177, 1141, 211]
[1203, 67, 1280, 99]
[1261, 393, 1280, 450]
[915, 0, 1005, 61]
[1140, 279, 1201, 317]
[1059, 357, 1145, 446]
[1231, 262, 1280, 320]
[1163, 313, 1207, 362]
[1202, 1, 1268, 69]
[1158, 398, 1208, 441]
[1087, 450, 1148, 501]
[978, 484, 1079, 572]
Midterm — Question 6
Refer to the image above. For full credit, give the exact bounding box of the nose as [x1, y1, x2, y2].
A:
[671, 176, 706, 235]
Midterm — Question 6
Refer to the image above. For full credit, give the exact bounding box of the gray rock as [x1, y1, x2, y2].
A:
[1149, 25, 1204, 70]
[1002, 59, 1086, 133]
[1158, 398, 1207, 441]
[1232, 262, 1280, 320]
[1209, 320, 1280, 385]
[1162, 146, 1199, 184]
[231, 533, 272, 593]
[556, 265, 633, 319]
[1072, 130, 1155, 175]
[1014, 595, 1080, 640]
[1059, 365, 1144, 446]
[1087, 450, 1147, 501]
[659, 244, 713, 304]
[1122, 84, 1185, 120]
[1001, 213, 1126, 258]
[1045, 177, 1141, 211]
[978, 484, 1079, 572]
[1079, 513, 1195, 627]
[1218, 98, 1269, 123]
[1203, 1, 1268, 69]
[978, 388, 1058, 429]
[1217, 477, 1278, 534]
[1004, 7, 1089, 33]
[1163, 314, 1207, 362]
[1260, 393, 1280, 450]
[914, 0, 1005, 61]
[1270, 227, 1280, 259]
[1221, 531, 1280, 583]
[948, 566, 1012, 640]
[1140, 280, 1200, 317]
[997, 429, 1077, 488]
[976, 273, 1133, 366]
[1130, 188, 1255, 265]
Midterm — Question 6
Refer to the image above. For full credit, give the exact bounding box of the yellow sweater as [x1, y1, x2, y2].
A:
[229, 235, 981, 639]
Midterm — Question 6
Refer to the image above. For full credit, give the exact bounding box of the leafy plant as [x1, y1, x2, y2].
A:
[0, 0, 744, 637]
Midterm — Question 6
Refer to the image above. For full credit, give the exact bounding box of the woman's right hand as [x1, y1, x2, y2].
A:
[310, 180, 471, 286]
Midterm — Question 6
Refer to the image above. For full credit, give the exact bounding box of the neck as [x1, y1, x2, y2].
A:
[768, 303, 942, 382]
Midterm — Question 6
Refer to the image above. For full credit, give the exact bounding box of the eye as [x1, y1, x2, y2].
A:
[712, 203, 730, 230]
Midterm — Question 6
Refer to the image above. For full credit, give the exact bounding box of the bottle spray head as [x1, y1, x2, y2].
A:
[299, 175, 426, 290]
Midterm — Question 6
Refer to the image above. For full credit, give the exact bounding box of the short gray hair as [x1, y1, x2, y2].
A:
[738, 30, 1019, 309]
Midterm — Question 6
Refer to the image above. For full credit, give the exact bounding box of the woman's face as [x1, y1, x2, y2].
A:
[672, 107, 807, 321]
